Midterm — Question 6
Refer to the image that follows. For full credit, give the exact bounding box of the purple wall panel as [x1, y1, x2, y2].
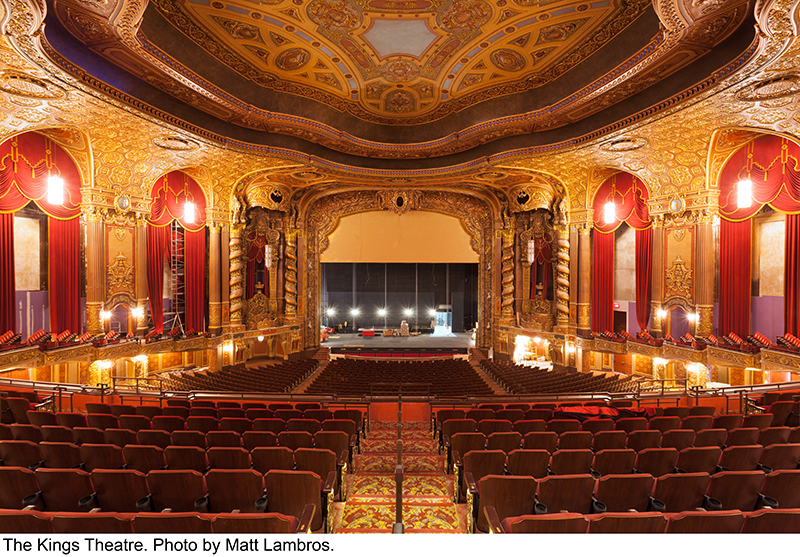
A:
[751, 296, 784, 341]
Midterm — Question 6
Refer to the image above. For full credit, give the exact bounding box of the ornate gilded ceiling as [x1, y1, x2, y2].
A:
[46, 0, 755, 163]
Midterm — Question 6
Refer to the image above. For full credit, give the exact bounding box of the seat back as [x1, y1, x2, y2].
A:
[647, 416, 681, 433]
[286, 419, 322, 435]
[206, 431, 243, 448]
[0, 509, 53, 533]
[614, 418, 647, 433]
[676, 446, 722, 474]
[713, 414, 743, 431]
[663, 407, 691, 420]
[39, 442, 82, 469]
[205, 469, 265, 513]
[476, 475, 537, 533]
[0, 439, 41, 468]
[718, 445, 764, 472]
[145, 470, 206, 512]
[450, 433, 486, 460]
[171, 430, 207, 448]
[207, 447, 251, 470]
[90, 469, 150, 512]
[123, 445, 166, 473]
[652, 472, 711, 513]
[594, 474, 655, 512]
[320, 419, 356, 437]
[536, 474, 596, 514]
[625, 430, 661, 452]
[304, 410, 333, 422]
[681, 416, 714, 432]
[264, 470, 323, 531]
[742, 508, 800, 533]
[118, 415, 151, 432]
[693, 428, 728, 448]
[741, 413, 773, 430]
[278, 431, 313, 451]
[332, 410, 362, 430]
[759, 443, 800, 471]
[689, 405, 716, 417]
[758, 427, 791, 447]
[86, 414, 119, 430]
[161, 407, 190, 419]
[660, 429, 696, 451]
[587, 512, 667, 533]
[294, 448, 337, 488]
[591, 448, 636, 476]
[478, 419, 513, 436]
[487, 432, 523, 453]
[466, 409, 494, 422]
[592, 430, 627, 451]
[274, 409, 303, 421]
[104, 428, 138, 448]
[164, 445, 207, 472]
[26, 411, 58, 427]
[666, 510, 745, 533]
[525, 409, 553, 421]
[11, 424, 42, 443]
[0, 467, 40, 510]
[56, 413, 87, 429]
[251, 447, 295, 474]
[706, 470, 767, 511]
[219, 418, 252, 434]
[71, 427, 105, 446]
[211, 512, 299, 534]
[217, 408, 246, 420]
[550, 449, 593, 475]
[557, 431, 593, 450]
[313, 431, 348, 458]
[580, 419, 614, 434]
[768, 401, 794, 427]
[512, 420, 546, 435]
[441, 419, 477, 440]
[633, 448, 678, 477]
[522, 431, 558, 453]
[86, 403, 112, 415]
[136, 430, 172, 449]
[35, 469, 94, 512]
[152, 416, 186, 433]
[545, 419, 580, 435]
[495, 409, 524, 423]
[41, 426, 73, 443]
[185, 417, 219, 433]
[501, 513, 588, 534]
[436, 409, 465, 426]
[80, 443, 125, 471]
[253, 419, 288, 434]
[246, 409, 274, 421]
[242, 431, 279, 451]
[506, 449, 550, 479]
[463, 450, 506, 496]
[761, 469, 800, 508]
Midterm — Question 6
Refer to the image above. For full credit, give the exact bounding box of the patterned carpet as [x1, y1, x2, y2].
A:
[336, 421, 463, 533]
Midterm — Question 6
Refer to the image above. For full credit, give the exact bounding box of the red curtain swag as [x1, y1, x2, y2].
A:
[592, 230, 615, 333]
[785, 214, 800, 336]
[0, 213, 14, 333]
[146, 224, 170, 333]
[149, 172, 207, 232]
[719, 218, 751, 338]
[592, 172, 652, 332]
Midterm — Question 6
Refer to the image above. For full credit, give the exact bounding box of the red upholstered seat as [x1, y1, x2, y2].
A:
[587, 512, 667, 533]
[666, 510, 745, 533]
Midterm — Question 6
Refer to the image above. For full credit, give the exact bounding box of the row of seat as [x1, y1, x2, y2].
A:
[0, 467, 331, 532]
[0, 424, 356, 453]
[161, 360, 319, 394]
[0, 508, 310, 534]
[479, 360, 637, 394]
[493, 508, 800, 534]
[453, 443, 800, 482]
[467, 472, 797, 533]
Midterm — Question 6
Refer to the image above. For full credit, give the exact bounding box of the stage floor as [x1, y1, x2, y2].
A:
[322, 332, 475, 350]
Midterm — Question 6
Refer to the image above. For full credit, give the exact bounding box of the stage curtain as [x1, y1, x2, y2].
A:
[592, 172, 651, 233]
[49, 217, 80, 334]
[146, 224, 170, 333]
[246, 233, 266, 299]
[719, 218, 751, 337]
[592, 230, 614, 333]
[184, 229, 206, 333]
[0, 213, 14, 333]
[0, 133, 81, 219]
[149, 172, 206, 231]
[720, 135, 800, 220]
[635, 227, 653, 331]
[786, 214, 800, 336]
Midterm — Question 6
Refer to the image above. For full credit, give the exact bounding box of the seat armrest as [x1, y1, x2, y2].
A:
[297, 504, 316, 533]
[452, 449, 463, 469]
[483, 506, 504, 534]
[337, 450, 348, 467]
[464, 471, 478, 495]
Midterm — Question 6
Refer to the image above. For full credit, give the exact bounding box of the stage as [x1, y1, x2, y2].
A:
[322, 332, 475, 355]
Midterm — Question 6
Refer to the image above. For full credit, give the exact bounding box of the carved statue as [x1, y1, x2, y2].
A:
[231, 195, 242, 224]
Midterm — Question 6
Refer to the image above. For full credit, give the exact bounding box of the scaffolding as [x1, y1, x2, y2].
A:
[163, 221, 185, 334]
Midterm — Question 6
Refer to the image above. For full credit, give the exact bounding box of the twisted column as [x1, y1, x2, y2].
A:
[284, 230, 298, 316]
[555, 226, 570, 325]
[501, 230, 515, 318]
[229, 224, 244, 326]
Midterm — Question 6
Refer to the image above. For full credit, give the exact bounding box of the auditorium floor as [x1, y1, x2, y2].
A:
[332, 421, 467, 533]
[323, 332, 475, 350]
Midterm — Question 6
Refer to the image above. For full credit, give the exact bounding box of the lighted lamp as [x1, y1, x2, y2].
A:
[47, 175, 64, 205]
[604, 202, 615, 224]
[184, 202, 195, 224]
[737, 179, 752, 209]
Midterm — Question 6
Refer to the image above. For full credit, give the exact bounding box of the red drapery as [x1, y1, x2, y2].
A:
[592, 230, 615, 332]
[0, 132, 82, 334]
[0, 213, 14, 333]
[592, 172, 651, 332]
[530, 236, 552, 300]
[246, 234, 266, 299]
[786, 214, 800, 336]
[184, 229, 206, 332]
[719, 218, 751, 337]
[148, 171, 207, 332]
[49, 218, 80, 333]
[635, 227, 653, 331]
[146, 224, 170, 333]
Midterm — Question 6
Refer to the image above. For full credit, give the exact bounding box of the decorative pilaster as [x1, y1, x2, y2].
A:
[221, 225, 230, 327]
[134, 214, 148, 336]
[577, 223, 592, 336]
[284, 229, 299, 316]
[84, 208, 105, 335]
[650, 216, 665, 337]
[555, 225, 570, 327]
[208, 223, 222, 334]
[500, 229, 515, 319]
[229, 224, 245, 330]
[695, 210, 716, 336]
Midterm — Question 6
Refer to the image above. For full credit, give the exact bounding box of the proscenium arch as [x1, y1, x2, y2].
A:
[300, 188, 499, 350]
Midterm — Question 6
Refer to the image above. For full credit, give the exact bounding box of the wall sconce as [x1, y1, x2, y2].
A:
[257, 335, 264, 342]
[527, 240, 535, 265]
[687, 313, 699, 323]
[99, 360, 113, 369]
[100, 311, 112, 321]
[133, 355, 147, 363]
[737, 179, 752, 209]
[264, 244, 273, 267]
[47, 175, 64, 205]
[131, 307, 144, 319]
[604, 202, 615, 224]
[657, 309, 667, 319]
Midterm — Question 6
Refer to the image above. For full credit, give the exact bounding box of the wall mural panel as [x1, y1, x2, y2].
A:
[105, 224, 136, 309]
[663, 225, 695, 308]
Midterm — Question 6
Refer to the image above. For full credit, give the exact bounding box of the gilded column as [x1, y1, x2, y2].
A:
[134, 214, 148, 336]
[500, 229, 515, 318]
[221, 225, 230, 327]
[208, 222, 222, 335]
[284, 229, 299, 316]
[84, 208, 104, 335]
[555, 225, 570, 327]
[650, 216, 665, 337]
[229, 223, 245, 331]
[576, 223, 592, 336]
[695, 209, 716, 336]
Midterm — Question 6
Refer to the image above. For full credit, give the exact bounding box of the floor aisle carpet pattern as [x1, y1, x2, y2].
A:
[336, 421, 464, 533]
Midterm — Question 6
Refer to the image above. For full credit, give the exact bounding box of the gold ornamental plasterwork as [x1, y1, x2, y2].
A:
[665, 256, 693, 300]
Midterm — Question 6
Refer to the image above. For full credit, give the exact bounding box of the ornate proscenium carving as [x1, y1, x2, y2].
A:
[284, 229, 299, 316]
[377, 190, 419, 215]
[500, 227, 515, 319]
[245, 292, 277, 330]
[555, 226, 570, 325]
[107, 252, 134, 291]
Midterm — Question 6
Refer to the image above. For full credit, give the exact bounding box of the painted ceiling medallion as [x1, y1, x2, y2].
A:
[439, 0, 492, 32]
[308, 0, 361, 31]
[737, 75, 800, 101]
[490, 49, 526, 71]
[153, 135, 199, 151]
[600, 136, 647, 152]
[0, 72, 64, 99]
[382, 60, 421, 83]
[276, 48, 312, 70]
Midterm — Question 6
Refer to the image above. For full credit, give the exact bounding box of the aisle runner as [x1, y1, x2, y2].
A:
[337, 421, 463, 533]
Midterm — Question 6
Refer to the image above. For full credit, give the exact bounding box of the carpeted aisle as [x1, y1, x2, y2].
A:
[336, 421, 465, 533]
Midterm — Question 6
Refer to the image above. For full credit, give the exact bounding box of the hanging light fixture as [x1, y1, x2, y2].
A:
[737, 179, 752, 209]
[604, 202, 615, 224]
[47, 175, 64, 205]
[264, 244, 273, 267]
[184, 201, 195, 224]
